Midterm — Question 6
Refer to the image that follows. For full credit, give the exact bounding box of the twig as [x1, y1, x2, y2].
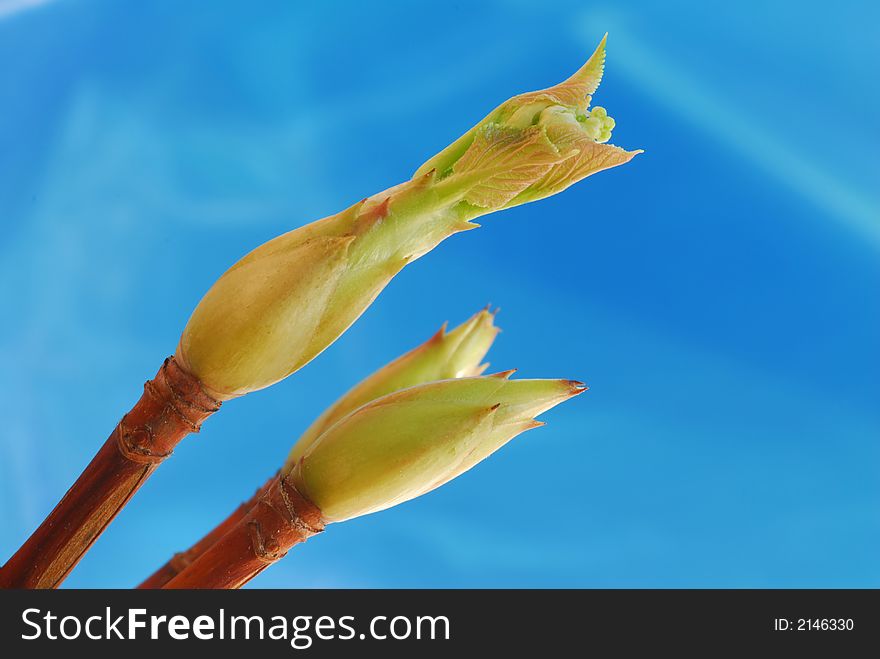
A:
[0, 357, 220, 589]
[163, 474, 323, 589]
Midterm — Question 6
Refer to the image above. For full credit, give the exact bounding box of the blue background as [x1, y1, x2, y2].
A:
[1, 0, 877, 588]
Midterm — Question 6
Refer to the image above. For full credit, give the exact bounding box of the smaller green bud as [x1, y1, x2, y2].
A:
[288, 376, 585, 522]
[285, 307, 500, 466]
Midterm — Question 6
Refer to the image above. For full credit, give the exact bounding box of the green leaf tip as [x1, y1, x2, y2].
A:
[574, 32, 608, 93]
[414, 34, 640, 216]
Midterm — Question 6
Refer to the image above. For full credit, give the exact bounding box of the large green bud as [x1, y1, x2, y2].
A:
[176, 35, 638, 398]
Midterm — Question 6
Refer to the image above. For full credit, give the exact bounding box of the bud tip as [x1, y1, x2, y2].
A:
[568, 380, 588, 394]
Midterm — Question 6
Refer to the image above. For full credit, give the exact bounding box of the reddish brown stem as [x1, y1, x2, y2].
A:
[138, 474, 275, 589]
[164, 474, 324, 589]
[0, 357, 220, 589]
